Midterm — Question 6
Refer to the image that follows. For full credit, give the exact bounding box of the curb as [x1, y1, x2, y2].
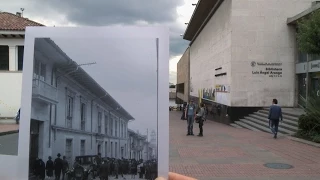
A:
[287, 136, 320, 148]
[0, 130, 19, 136]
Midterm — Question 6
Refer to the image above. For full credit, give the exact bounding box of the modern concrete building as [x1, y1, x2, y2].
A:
[30, 38, 134, 166]
[176, 47, 190, 104]
[181, 0, 318, 124]
[0, 12, 44, 118]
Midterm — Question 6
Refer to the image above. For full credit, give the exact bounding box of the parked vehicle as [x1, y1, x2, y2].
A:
[65, 155, 96, 180]
[14, 108, 20, 124]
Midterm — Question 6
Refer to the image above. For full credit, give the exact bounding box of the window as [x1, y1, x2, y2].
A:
[80, 103, 86, 131]
[105, 142, 108, 157]
[104, 114, 108, 135]
[65, 139, 73, 163]
[66, 96, 74, 128]
[98, 112, 102, 133]
[115, 142, 118, 158]
[18, 46, 24, 70]
[80, 140, 85, 156]
[115, 119, 118, 137]
[125, 144, 127, 157]
[110, 117, 113, 136]
[33, 60, 46, 81]
[0, 46, 9, 70]
[111, 142, 113, 158]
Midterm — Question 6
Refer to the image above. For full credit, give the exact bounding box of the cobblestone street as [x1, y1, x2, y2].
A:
[169, 111, 320, 180]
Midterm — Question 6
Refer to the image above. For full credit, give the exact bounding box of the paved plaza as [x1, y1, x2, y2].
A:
[169, 111, 320, 180]
[0, 119, 19, 156]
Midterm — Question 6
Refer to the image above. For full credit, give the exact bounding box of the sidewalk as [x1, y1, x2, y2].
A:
[169, 111, 320, 180]
[0, 119, 19, 136]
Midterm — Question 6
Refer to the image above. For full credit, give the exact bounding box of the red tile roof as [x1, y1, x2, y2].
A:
[0, 12, 44, 31]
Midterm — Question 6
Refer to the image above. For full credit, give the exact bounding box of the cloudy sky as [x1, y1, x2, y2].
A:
[52, 37, 158, 136]
[2, 0, 197, 84]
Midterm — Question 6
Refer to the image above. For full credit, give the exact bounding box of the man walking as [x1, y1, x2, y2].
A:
[268, 99, 283, 139]
[185, 100, 196, 136]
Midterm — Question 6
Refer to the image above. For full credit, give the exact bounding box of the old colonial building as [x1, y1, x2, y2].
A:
[128, 129, 152, 160]
[0, 12, 44, 118]
[30, 38, 134, 165]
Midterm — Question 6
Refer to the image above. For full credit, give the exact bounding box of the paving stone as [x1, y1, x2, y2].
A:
[169, 111, 320, 179]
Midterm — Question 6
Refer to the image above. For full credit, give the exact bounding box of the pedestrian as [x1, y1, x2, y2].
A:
[100, 160, 110, 180]
[61, 156, 69, 180]
[38, 159, 46, 180]
[181, 102, 187, 120]
[268, 99, 283, 139]
[185, 100, 196, 136]
[54, 153, 63, 180]
[196, 103, 205, 137]
[46, 156, 54, 179]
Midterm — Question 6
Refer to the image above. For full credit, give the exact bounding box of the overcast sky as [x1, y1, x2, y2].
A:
[2, 0, 197, 84]
[52, 37, 158, 136]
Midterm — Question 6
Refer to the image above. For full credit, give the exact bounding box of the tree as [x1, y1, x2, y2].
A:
[296, 10, 320, 54]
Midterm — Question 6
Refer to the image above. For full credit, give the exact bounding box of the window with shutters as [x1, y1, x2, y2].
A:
[98, 112, 102, 133]
[66, 96, 74, 128]
[104, 114, 108, 135]
[80, 103, 86, 131]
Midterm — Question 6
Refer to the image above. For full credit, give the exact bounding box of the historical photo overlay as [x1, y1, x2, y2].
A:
[28, 37, 159, 180]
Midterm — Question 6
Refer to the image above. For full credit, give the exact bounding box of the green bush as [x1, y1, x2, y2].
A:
[296, 91, 320, 143]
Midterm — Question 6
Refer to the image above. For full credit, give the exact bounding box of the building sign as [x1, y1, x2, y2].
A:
[251, 61, 283, 78]
[309, 60, 320, 72]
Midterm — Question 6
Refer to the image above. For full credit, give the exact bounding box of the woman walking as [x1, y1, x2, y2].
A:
[196, 103, 205, 137]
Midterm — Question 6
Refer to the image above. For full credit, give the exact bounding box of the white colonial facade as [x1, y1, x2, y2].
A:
[0, 35, 24, 118]
[128, 129, 150, 160]
[30, 38, 134, 165]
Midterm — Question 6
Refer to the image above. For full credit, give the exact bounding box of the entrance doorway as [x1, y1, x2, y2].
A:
[29, 120, 40, 174]
[97, 144, 101, 154]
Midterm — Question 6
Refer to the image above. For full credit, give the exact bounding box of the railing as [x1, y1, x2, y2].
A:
[32, 79, 58, 103]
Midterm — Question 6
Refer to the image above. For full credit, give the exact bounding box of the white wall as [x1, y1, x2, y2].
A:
[190, 0, 233, 106]
[0, 72, 22, 117]
[230, 0, 314, 107]
[0, 38, 24, 117]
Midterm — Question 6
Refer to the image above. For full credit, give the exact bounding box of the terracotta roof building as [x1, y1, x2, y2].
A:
[0, 12, 44, 36]
[0, 12, 45, 118]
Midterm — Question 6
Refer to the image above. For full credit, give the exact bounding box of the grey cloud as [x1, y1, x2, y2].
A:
[2, 0, 189, 58]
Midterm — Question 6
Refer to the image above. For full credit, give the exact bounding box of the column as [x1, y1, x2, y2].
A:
[9, 46, 17, 71]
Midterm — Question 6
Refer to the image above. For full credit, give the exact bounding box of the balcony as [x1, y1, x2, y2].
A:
[32, 79, 58, 104]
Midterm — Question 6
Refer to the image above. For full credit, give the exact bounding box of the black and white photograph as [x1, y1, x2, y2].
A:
[27, 37, 159, 180]
[10, 26, 169, 180]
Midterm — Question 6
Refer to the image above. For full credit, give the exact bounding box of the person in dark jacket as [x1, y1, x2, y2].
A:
[38, 159, 46, 180]
[100, 160, 110, 180]
[46, 156, 54, 178]
[268, 99, 283, 139]
[62, 156, 69, 180]
[54, 153, 63, 180]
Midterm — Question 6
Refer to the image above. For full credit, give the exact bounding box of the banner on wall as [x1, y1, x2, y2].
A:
[201, 87, 215, 102]
[215, 85, 230, 93]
